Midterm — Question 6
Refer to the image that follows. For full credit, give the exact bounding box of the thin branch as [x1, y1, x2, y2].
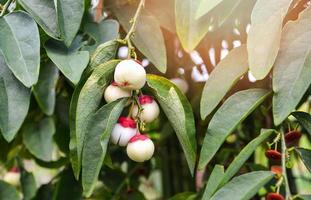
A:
[281, 133, 292, 199]
[0, 0, 12, 17]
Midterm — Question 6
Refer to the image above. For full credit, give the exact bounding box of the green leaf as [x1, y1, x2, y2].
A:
[33, 62, 59, 116]
[0, 53, 31, 142]
[210, 171, 274, 200]
[146, 74, 197, 174]
[0, 11, 40, 87]
[18, 0, 59, 38]
[21, 170, 37, 200]
[70, 60, 120, 179]
[300, 195, 311, 200]
[273, 7, 311, 125]
[292, 111, 311, 136]
[113, 4, 167, 73]
[23, 117, 55, 161]
[0, 180, 20, 200]
[296, 148, 311, 172]
[45, 40, 89, 85]
[196, 0, 224, 19]
[247, 0, 292, 80]
[89, 40, 119, 68]
[200, 45, 248, 119]
[169, 192, 197, 200]
[202, 165, 224, 199]
[57, 0, 84, 46]
[82, 99, 127, 197]
[199, 89, 270, 169]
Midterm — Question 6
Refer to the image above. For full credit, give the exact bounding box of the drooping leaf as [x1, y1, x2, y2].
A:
[89, 40, 119, 68]
[0, 180, 20, 200]
[20, 170, 37, 200]
[0, 53, 31, 142]
[23, 117, 55, 162]
[273, 7, 311, 125]
[45, 40, 89, 85]
[247, 0, 292, 80]
[82, 99, 127, 197]
[202, 165, 224, 199]
[210, 171, 274, 200]
[199, 89, 270, 169]
[18, 0, 59, 38]
[33, 62, 59, 116]
[196, 0, 225, 19]
[0, 11, 40, 87]
[200, 45, 248, 119]
[146, 74, 197, 174]
[56, 0, 84, 46]
[70, 60, 120, 179]
[296, 148, 311, 172]
[292, 111, 311, 136]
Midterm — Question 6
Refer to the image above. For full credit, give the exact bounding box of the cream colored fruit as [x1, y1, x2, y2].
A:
[126, 135, 154, 162]
[111, 117, 137, 146]
[104, 83, 132, 103]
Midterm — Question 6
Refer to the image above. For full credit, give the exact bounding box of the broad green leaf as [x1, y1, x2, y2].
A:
[210, 171, 274, 200]
[292, 111, 311, 136]
[0, 11, 40, 87]
[70, 60, 120, 179]
[300, 195, 311, 200]
[202, 165, 224, 199]
[200, 45, 248, 119]
[247, 0, 292, 80]
[196, 0, 224, 19]
[89, 40, 119, 68]
[82, 99, 127, 197]
[21, 170, 37, 200]
[18, 0, 59, 38]
[273, 7, 311, 125]
[57, 0, 84, 46]
[199, 89, 270, 169]
[23, 117, 55, 161]
[169, 192, 197, 200]
[296, 148, 311, 172]
[113, 4, 167, 73]
[45, 40, 89, 85]
[0, 53, 31, 142]
[146, 74, 197, 174]
[0, 180, 20, 200]
[33, 62, 59, 116]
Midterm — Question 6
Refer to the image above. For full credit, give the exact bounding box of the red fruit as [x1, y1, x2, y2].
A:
[266, 193, 285, 200]
[138, 95, 154, 105]
[128, 134, 149, 143]
[111, 81, 119, 86]
[10, 166, 19, 173]
[265, 150, 282, 161]
[118, 117, 137, 128]
[285, 131, 302, 144]
[271, 165, 282, 176]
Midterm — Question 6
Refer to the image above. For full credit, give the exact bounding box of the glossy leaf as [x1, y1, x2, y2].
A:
[0, 11, 40, 87]
[33, 62, 59, 116]
[18, 0, 59, 38]
[247, 0, 292, 80]
[202, 165, 224, 199]
[273, 7, 311, 125]
[196, 0, 224, 19]
[0, 180, 20, 200]
[200, 45, 248, 119]
[21, 170, 37, 200]
[45, 40, 89, 85]
[146, 74, 197, 174]
[89, 40, 119, 68]
[23, 117, 55, 161]
[0, 53, 31, 142]
[82, 99, 127, 197]
[296, 148, 311, 172]
[210, 171, 274, 200]
[199, 89, 270, 169]
[292, 111, 311, 136]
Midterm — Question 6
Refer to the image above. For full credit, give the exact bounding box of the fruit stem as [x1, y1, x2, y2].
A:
[281, 131, 292, 198]
[0, 0, 12, 17]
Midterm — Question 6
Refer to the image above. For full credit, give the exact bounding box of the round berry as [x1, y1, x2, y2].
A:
[266, 193, 285, 200]
[265, 150, 282, 161]
[170, 78, 189, 94]
[132, 95, 160, 123]
[111, 117, 137, 146]
[285, 131, 302, 146]
[4, 167, 20, 186]
[271, 165, 282, 177]
[104, 82, 132, 103]
[126, 134, 155, 162]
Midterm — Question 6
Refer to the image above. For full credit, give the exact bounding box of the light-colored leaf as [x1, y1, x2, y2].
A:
[296, 148, 311, 172]
[196, 0, 224, 19]
[292, 111, 311, 137]
[0, 180, 20, 200]
[89, 40, 119, 68]
[20, 170, 37, 200]
[202, 165, 224, 199]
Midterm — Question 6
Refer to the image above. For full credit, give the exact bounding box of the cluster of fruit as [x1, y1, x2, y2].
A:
[104, 59, 160, 162]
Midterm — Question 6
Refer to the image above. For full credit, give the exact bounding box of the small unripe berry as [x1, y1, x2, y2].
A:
[170, 78, 189, 94]
[114, 59, 146, 90]
[111, 117, 137, 146]
[104, 82, 132, 103]
[265, 150, 282, 161]
[132, 95, 160, 123]
[4, 167, 20, 186]
[285, 131, 302, 147]
[271, 165, 282, 177]
[266, 193, 285, 200]
[126, 134, 155, 162]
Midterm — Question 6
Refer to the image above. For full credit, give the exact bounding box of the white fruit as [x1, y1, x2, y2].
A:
[4, 168, 20, 186]
[111, 117, 137, 146]
[126, 135, 154, 162]
[114, 59, 146, 90]
[104, 82, 131, 103]
[132, 95, 160, 123]
[170, 78, 189, 94]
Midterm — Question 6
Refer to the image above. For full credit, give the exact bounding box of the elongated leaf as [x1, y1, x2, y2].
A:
[296, 148, 311, 172]
[199, 89, 270, 169]
[113, 4, 167, 73]
[33, 62, 59, 116]
[210, 171, 274, 200]
[300, 195, 311, 200]
[82, 99, 127, 197]
[292, 112, 311, 137]
[202, 165, 224, 199]
[45, 40, 89, 85]
[21, 170, 37, 200]
[196, 0, 224, 19]
[273, 7, 311, 125]
[169, 192, 196, 200]
[23, 117, 55, 161]
[18, 0, 59, 38]
[146, 75, 197, 174]
[0, 180, 20, 200]
[0, 11, 40, 87]
[70, 60, 120, 178]
[0, 53, 31, 142]
[247, 0, 292, 80]
[200, 45, 248, 119]
[89, 40, 119, 68]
